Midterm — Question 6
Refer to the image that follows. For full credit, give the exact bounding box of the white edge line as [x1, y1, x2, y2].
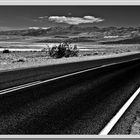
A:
[0, 57, 140, 95]
[99, 87, 140, 135]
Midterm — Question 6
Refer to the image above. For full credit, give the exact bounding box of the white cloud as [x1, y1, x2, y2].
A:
[48, 16, 104, 25]
[39, 16, 48, 19]
[29, 27, 40, 30]
[29, 27, 50, 30]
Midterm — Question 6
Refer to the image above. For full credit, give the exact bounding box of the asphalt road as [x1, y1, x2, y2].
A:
[1, 53, 140, 90]
[0, 54, 140, 134]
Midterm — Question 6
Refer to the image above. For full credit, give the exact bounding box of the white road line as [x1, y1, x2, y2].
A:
[0, 57, 140, 95]
[99, 87, 140, 135]
[0, 81, 41, 94]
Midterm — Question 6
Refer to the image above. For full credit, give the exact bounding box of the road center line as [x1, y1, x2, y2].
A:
[0, 58, 140, 95]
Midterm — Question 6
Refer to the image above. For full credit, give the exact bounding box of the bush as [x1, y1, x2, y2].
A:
[3, 49, 10, 53]
[49, 43, 79, 58]
[16, 58, 26, 62]
[12, 58, 26, 63]
[70, 45, 79, 57]
[41, 48, 48, 52]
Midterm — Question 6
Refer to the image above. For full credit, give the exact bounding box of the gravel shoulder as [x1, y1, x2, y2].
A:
[0, 50, 139, 72]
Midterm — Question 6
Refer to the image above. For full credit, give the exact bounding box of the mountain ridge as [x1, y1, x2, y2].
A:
[0, 25, 140, 37]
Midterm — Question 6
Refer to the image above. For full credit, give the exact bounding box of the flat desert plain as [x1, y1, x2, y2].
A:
[0, 40, 140, 71]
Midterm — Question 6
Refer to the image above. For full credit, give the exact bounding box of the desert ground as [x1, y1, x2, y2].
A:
[0, 35, 140, 71]
[0, 39, 140, 71]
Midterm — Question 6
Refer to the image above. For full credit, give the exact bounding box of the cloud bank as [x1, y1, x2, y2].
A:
[39, 16, 104, 25]
[29, 27, 50, 30]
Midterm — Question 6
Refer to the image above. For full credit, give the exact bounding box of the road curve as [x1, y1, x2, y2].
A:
[0, 54, 140, 134]
[1, 53, 140, 90]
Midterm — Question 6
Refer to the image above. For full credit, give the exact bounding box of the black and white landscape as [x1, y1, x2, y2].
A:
[0, 6, 140, 135]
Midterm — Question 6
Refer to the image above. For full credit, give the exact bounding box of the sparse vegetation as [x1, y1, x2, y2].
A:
[0, 44, 139, 71]
[3, 49, 10, 53]
[16, 58, 26, 62]
[12, 57, 26, 63]
[48, 42, 79, 58]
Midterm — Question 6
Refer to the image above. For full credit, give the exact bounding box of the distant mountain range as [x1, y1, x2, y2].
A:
[0, 25, 140, 44]
[0, 25, 140, 38]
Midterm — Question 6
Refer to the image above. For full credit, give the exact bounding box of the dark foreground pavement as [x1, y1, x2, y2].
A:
[0, 56, 140, 134]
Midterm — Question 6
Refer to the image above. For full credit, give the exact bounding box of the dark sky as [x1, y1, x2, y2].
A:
[0, 6, 140, 30]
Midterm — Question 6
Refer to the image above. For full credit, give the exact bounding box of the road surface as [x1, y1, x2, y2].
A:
[0, 53, 140, 134]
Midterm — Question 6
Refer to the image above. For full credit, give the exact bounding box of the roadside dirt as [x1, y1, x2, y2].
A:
[0, 51, 139, 72]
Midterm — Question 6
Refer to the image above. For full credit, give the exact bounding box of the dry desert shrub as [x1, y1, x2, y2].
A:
[48, 42, 79, 58]
[3, 49, 10, 53]
[12, 57, 26, 63]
